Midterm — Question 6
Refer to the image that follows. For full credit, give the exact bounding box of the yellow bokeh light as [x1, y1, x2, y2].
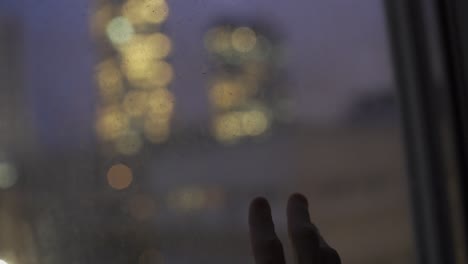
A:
[123, 90, 148, 117]
[107, 163, 133, 190]
[122, 57, 174, 88]
[119, 33, 172, 62]
[232, 27, 257, 53]
[147, 88, 174, 117]
[0, 162, 18, 189]
[96, 106, 129, 141]
[106, 16, 135, 45]
[146, 61, 174, 86]
[128, 194, 156, 221]
[96, 59, 124, 103]
[209, 80, 246, 110]
[144, 118, 170, 143]
[115, 131, 143, 155]
[168, 186, 208, 212]
[205, 27, 232, 54]
[241, 110, 270, 136]
[122, 0, 169, 25]
[213, 112, 243, 143]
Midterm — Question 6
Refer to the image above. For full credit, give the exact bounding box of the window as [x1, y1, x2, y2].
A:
[0, 1, 417, 264]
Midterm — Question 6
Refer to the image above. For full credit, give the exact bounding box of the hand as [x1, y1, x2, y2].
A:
[249, 193, 341, 264]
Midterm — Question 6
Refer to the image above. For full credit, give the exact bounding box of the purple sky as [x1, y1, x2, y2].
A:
[2, 0, 394, 149]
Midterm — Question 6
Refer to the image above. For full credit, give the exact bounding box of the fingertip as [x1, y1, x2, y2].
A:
[288, 193, 308, 208]
[249, 197, 272, 224]
[250, 197, 270, 211]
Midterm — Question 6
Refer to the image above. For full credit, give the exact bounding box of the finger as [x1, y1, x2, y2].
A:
[287, 193, 320, 264]
[249, 197, 286, 264]
[320, 247, 341, 264]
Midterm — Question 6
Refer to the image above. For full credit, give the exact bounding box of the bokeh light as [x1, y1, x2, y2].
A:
[106, 16, 135, 46]
[128, 194, 156, 221]
[144, 118, 170, 143]
[123, 90, 148, 117]
[118, 33, 172, 64]
[231, 27, 257, 53]
[0, 259, 8, 264]
[209, 80, 246, 109]
[96, 106, 130, 141]
[122, 57, 174, 88]
[168, 186, 208, 212]
[94, 0, 175, 148]
[96, 59, 124, 103]
[147, 88, 174, 117]
[204, 27, 232, 54]
[0, 162, 18, 189]
[122, 0, 169, 25]
[107, 163, 133, 190]
[241, 109, 270, 136]
[213, 112, 243, 143]
[115, 130, 143, 155]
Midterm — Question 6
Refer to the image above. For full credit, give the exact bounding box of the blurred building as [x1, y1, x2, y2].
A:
[204, 19, 290, 145]
[92, 0, 176, 158]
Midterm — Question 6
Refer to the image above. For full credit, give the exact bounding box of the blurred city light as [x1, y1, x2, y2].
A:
[0, 162, 18, 189]
[241, 109, 270, 136]
[123, 90, 148, 117]
[231, 27, 257, 53]
[118, 33, 172, 60]
[96, 106, 130, 141]
[205, 23, 282, 144]
[106, 16, 135, 46]
[115, 130, 143, 155]
[147, 88, 174, 116]
[209, 79, 246, 110]
[144, 117, 170, 143]
[107, 163, 133, 190]
[213, 112, 243, 144]
[96, 59, 124, 103]
[94, 0, 175, 155]
[122, 0, 169, 25]
[204, 27, 232, 54]
[168, 186, 209, 212]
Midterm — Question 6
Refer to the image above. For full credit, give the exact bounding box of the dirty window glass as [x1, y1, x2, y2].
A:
[0, 1, 414, 264]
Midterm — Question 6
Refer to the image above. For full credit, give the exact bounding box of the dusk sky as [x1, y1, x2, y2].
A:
[1, 0, 394, 148]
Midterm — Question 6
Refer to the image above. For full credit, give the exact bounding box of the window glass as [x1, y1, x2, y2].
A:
[0, 1, 414, 263]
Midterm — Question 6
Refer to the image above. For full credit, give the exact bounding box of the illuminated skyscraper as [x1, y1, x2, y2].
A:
[204, 20, 288, 144]
[91, 0, 175, 157]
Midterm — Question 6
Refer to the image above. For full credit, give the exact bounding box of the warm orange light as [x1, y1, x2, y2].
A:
[107, 163, 133, 190]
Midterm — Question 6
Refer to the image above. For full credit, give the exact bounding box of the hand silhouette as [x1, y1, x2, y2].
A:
[249, 193, 341, 264]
